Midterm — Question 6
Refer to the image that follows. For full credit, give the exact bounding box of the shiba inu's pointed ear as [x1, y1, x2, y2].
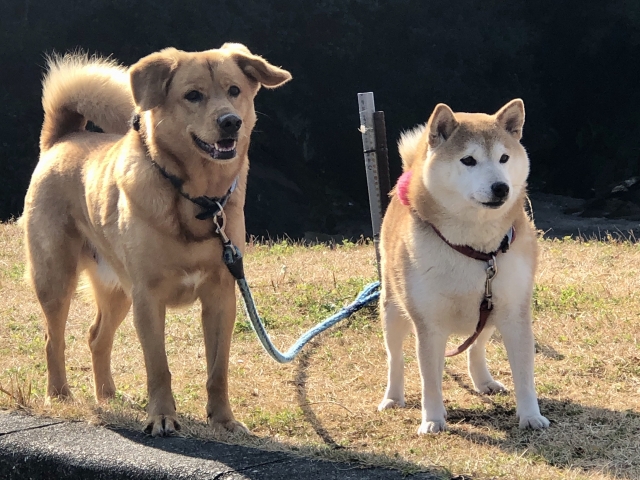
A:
[427, 103, 458, 148]
[223, 43, 292, 88]
[496, 99, 525, 139]
[129, 49, 179, 111]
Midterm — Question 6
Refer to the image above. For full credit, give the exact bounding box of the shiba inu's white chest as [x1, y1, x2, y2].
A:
[404, 223, 533, 336]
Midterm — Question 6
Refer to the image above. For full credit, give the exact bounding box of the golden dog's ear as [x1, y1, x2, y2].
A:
[427, 103, 458, 148]
[496, 99, 525, 140]
[222, 43, 291, 88]
[130, 49, 179, 111]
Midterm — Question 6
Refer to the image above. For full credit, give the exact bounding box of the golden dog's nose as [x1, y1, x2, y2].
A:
[217, 113, 242, 135]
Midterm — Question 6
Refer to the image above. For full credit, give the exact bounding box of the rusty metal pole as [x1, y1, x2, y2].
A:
[373, 111, 391, 215]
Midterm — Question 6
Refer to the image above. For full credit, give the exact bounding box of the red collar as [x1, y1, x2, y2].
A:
[396, 170, 516, 261]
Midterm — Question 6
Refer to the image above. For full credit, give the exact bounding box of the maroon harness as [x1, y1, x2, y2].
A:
[396, 170, 515, 357]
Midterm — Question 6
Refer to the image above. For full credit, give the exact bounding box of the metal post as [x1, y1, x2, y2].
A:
[358, 92, 382, 277]
[373, 111, 391, 215]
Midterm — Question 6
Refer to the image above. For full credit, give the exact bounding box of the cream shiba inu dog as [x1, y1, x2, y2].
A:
[378, 99, 550, 434]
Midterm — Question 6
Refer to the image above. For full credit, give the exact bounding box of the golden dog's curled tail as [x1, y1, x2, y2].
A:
[40, 52, 134, 152]
[397, 124, 427, 171]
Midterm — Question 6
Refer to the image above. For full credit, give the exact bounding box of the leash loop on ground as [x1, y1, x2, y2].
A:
[233, 274, 380, 363]
[218, 235, 380, 362]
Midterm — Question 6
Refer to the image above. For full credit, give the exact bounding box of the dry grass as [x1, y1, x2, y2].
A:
[1, 220, 640, 479]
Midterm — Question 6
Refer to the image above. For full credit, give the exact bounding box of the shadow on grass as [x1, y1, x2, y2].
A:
[445, 399, 639, 479]
[99, 330, 639, 480]
[294, 341, 342, 449]
[400, 366, 640, 479]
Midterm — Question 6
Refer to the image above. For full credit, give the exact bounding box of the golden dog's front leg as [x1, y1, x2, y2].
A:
[201, 279, 249, 435]
[131, 291, 179, 436]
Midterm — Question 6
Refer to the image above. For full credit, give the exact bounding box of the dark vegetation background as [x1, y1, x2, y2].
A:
[1, 1, 639, 237]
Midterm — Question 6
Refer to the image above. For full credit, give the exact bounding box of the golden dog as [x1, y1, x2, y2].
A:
[22, 44, 291, 436]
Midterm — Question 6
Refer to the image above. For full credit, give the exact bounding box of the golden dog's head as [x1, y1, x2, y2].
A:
[129, 43, 291, 163]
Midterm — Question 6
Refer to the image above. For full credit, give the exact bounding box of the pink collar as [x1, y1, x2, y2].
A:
[396, 170, 412, 206]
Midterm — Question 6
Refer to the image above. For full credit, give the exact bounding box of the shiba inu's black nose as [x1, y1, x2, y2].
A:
[217, 113, 242, 135]
[491, 182, 510, 199]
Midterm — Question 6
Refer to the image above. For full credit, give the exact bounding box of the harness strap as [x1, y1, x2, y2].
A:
[445, 300, 491, 357]
[150, 160, 238, 220]
[427, 219, 515, 261]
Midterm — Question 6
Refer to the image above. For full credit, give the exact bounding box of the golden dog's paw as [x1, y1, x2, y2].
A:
[378, 398, 405, 411]
[45, 389, 73, 406]
[144, 414, 181, 437]
[417, 418, 447, 435]
[209, 418, 251, 435]
[95, 387, 117, 402]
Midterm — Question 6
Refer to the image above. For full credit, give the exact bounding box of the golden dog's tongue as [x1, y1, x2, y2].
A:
[216, 139, 236, 151]
[193, 135, 237, 159]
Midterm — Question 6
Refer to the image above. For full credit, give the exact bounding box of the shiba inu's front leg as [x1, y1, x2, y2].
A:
[497, 312, 550, 429]
[379, 297, 412, 410]
[415, 327, 448, 434]
[132, 291, 179, 436]
[467, 324, 506, 394]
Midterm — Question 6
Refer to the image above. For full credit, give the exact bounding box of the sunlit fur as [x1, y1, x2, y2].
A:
[378, 99, 550, 434]
[22, 44, 291, 437]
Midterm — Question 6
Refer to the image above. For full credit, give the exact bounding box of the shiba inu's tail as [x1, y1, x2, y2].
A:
[40, 52, 134, 152]
[397, 124, 426, 171]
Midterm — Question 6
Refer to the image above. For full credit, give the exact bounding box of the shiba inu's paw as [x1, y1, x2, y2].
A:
[518, 414, 550, 429]
[145, 414, 181, 437]
[417, 418, 447, 434]
[475, 380, 507, 395]
[209, 418, 251, 435]
[378, 398, 405, 410]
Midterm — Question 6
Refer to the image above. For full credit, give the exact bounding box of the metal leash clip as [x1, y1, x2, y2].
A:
[212, 202, 229, 244]
[484, 255, 498, 309]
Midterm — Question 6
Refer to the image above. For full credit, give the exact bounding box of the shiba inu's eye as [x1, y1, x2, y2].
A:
[460, 156, 477, 166]
[184, 90, 203, 102]
[500, 154, 510, 164]
[228, 86, 241, 97]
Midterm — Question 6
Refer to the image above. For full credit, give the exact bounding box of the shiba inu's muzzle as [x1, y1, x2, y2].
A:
[482, 181, 510, 208]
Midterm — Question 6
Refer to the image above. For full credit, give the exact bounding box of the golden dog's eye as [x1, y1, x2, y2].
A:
[499, 154, 509, 164]
[184, 90, 203, 102]
[460, 156, 477, 166]
[228, 86, 241, 97]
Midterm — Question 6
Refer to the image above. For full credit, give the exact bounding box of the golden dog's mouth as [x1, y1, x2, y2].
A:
[192, 134, 237, 160]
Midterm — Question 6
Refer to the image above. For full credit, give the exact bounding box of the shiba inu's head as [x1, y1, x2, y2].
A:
[400, 99, 529, 219]
[129, 43, 291, 165]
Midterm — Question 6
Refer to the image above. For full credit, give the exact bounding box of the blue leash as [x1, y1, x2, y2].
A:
[237, 278, 380, 363]
[217, 226, 380, 363]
